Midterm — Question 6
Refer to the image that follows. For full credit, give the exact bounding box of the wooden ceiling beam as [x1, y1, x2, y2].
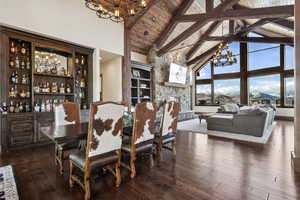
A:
[206, 0, 214, 13]
[127, 0, 160, 30]
[237, 18, 279, 36]
[205, 36, 294, 45]
[272, 19, 294, 31]
[177, 5, 294, 22]
[157, 0, 240, 57]
[155, 0, 195, 49]
[186, 21, 222, 60]
[187, 44, 219, 66]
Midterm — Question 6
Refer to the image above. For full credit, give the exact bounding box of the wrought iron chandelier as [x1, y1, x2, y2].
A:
[210, 43, 238, 67]
[85, 0, 148, 23]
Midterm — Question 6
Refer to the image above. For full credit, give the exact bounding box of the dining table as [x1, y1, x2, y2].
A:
[40, 122, 134, 143]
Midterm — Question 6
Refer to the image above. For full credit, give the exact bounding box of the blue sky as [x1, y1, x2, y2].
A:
[197, 35, 295, 96]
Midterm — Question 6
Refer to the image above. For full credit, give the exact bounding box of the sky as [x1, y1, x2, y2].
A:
[196, 34, 295, 97]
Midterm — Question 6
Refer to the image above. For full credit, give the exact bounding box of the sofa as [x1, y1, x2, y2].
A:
[207, 104, 275, 137]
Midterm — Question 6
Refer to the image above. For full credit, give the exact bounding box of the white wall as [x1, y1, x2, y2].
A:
[0, 0, 124, 100]
[101, 57, 123, 101]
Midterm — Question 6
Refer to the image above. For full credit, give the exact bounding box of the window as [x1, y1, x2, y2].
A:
[196, 63, 211, 80]
[214, 79, 240, 104]
[285, 46, 294, 70]
[248, 74, 280, 106]
[248, 43, 280, 71]
[285, 77, 294, 107]
[214, 42, 240, 74]
[196, 84, 212, 105]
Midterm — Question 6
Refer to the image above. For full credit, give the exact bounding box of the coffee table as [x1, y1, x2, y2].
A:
[195, 112, 215, 123]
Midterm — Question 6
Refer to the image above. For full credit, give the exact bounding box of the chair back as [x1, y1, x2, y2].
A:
[132, 102, 157, 144]
[160, 101, 180, 137]
[86, 102, 125, 158]
[54, 102, 81, 126]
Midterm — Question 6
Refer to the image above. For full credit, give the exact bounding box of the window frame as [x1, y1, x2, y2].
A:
[195, 42, 295, 108]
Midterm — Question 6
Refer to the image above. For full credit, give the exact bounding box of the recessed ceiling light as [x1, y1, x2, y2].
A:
[151, 16, 156, 22]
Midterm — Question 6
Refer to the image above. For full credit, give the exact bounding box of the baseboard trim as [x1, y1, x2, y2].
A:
[291, 151, 300, 173]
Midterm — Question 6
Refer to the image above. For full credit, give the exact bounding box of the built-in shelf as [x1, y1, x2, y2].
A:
[34, 72, 73, 79]
[34, 92, 74, 96]
[130, 62, 153, 106]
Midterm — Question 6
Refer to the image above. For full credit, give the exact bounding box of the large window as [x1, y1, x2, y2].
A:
[285, 77, 294, 107]
[214, 42, 240, 74]
[214, 79, 240, 104]
[195, 34, 295, 107]
[285, 46, 294, 70]
[248, 43, 280, 71]
[248, 74, 280, 106]
[196, 63, 211, 80]
[196, 84, 212, 105]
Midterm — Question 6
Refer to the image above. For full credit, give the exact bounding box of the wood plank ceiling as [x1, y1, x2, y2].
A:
[128, 0, 295, 69]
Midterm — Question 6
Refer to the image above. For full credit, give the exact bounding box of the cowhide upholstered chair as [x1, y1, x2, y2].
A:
[54, 102, 81, 175]
[69, 102, 125, 200]
[155, 101, 180, 160]
[121, 102, 157, 179]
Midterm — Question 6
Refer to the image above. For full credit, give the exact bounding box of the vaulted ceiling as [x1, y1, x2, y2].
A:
[127, 0, 295, 69]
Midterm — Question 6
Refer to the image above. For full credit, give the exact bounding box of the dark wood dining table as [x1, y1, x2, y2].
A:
[40, 122, 133, 143]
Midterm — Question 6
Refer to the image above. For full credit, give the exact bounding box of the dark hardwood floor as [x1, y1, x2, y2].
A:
[1, 121, 300, 200]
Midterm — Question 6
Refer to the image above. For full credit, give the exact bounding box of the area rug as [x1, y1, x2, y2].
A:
[177, 119, 207, 134]
[0, 165, 19, 200]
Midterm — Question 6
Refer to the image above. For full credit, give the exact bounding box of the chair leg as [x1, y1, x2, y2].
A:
[115, 163, 121, 187]
[157, 142, 163, 162]
[150, 151, 154, 168]
[58, 150, 64, 175]
[84, 174, 91, 200]
[55, 145, 58, 166]
[172, 141, 176, 157]
[130, 152, 136, 179]
[69, 161, 74, 188]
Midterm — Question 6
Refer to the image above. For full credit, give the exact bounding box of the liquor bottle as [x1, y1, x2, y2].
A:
[1, 102, 8, 115]
[34, 102, 40, 112]
[59, 83, 65, 94]
[10, 71, 17, 83]
[46, 82, 50, 93]
[81, 56, 85, 65]
[75, 57, 79, 64]
[19, 90, 27, 98]
[14, 102, 20, 113]
[46, 100, 52, 112]
[79, 90, 85, 99]
[51, 65, 57, 74]
[66, 84, 72, 93]
[26, 58, 31, 70]
[15, 56, 20, 69]
[19, 102, 24, 112]
[9, 101, 15, 113]
[41, 100, 46, 112]
[9, 87, 16, 98]
[26, 90, 30, 98]
[21, 43, 26, 55]
[9, 59, 15, 68]
[25, 102, 31, 112]
[51, 82, 58, 93]
[21, 59, 25, 69]
[83, 69, 87, 77]
[21, 74, 28, 84]
[10, 41, 16, 54]
[80, 78, 85, 88]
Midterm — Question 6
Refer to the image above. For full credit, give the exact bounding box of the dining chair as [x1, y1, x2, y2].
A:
[54, 102, 81, 175]
[121, 101, 157, 179]
[155, 101, 180, 161]
[69, 101, 125, 200]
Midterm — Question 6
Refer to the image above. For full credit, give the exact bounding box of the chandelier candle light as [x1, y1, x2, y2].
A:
[210, 43, 238, 67]
[85, 0, 148, 23]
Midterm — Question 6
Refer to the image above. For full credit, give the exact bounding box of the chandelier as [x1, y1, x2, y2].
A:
[210, 43, 237, 67]
[85, 0, 148, 23]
